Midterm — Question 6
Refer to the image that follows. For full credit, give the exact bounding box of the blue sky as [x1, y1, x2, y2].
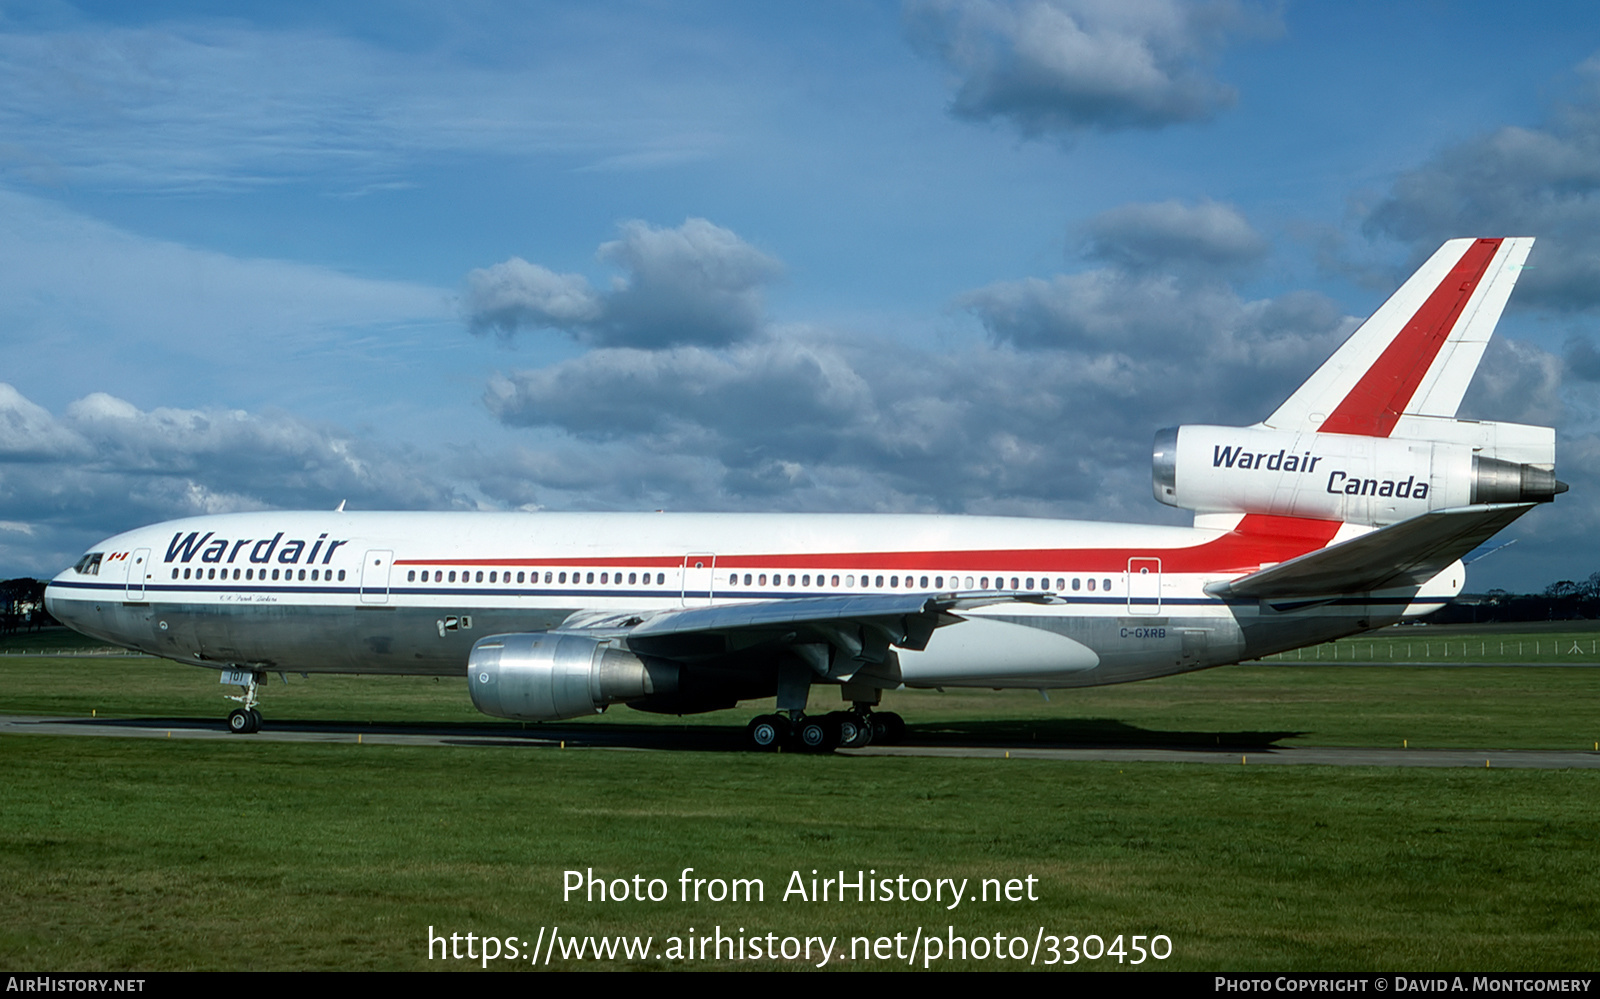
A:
[4, 0, 1600, 592]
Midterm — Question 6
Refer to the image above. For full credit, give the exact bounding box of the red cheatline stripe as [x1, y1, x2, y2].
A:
[394, 521, 1347, 576]
[1321, 237, 1502, 438]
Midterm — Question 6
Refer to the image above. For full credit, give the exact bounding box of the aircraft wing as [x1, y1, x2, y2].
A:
[552, 591, 1046, 671]
[1204, 503, 1535, 600]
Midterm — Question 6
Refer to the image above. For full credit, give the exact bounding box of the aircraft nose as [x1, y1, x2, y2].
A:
[43, 573, 72, 624]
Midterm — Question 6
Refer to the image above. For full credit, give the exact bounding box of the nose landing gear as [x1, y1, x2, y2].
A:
[224, 670, 265, 734]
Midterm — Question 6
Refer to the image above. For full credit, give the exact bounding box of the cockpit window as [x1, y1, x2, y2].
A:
[73, 552, 104, 576]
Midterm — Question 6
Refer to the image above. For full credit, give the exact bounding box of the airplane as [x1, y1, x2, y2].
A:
[45, 237, 1565, 752]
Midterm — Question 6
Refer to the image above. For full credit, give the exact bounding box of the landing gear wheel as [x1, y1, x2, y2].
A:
[747, 714, 788, 751]
[224, 669, 264, 734]
[831, 711, 873, 749]
[871, 711, 906, 745]
[794, 716, 839, 754]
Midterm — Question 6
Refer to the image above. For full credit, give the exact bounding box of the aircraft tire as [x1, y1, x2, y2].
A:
[832, 712, 872, 749]
[871, 711, 905, 745]
[747, 715, 787, 752]
[228, 708, 255, 734]
[248, 708, 262, 732]
[794, 716, 838, 754]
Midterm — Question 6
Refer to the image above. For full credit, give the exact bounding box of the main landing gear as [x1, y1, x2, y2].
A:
[225, 670, 265, 734]
[745, 707, 905, 753]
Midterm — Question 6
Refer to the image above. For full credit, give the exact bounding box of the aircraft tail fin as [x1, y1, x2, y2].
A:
[1264, 237, 1534, 436]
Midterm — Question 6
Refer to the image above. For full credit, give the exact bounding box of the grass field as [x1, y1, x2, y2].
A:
[2, 737, 1595, 971]
[3, 627, 1599, 971]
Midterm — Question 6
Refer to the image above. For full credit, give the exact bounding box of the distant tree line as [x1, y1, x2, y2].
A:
[1, 578, 55, 634]
[1430, 574, 1600, 624]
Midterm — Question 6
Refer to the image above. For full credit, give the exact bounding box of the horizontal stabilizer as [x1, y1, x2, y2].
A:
[1204, 503, 1535, 600]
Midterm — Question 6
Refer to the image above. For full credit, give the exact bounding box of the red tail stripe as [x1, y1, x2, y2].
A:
[1321, 238, 1502, 438]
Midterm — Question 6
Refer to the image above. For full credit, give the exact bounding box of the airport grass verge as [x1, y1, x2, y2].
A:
[0, 734, 1596, 971]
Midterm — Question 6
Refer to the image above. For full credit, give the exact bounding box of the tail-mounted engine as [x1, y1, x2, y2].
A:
[468, 633, 678, 722]
[1153, 422, 1564, 526]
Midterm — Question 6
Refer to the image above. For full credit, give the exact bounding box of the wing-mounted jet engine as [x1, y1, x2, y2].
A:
[467, 633, 678, 723]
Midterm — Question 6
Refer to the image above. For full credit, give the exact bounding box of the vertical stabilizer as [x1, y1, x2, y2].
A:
[1263, 237, 1533, 437]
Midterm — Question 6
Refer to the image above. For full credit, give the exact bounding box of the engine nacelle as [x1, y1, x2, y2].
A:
[468, 632, 678, 722]
[1153, 425, 1563, 526]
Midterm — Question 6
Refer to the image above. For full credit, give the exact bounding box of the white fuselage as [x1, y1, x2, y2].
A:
[45, 509, 1454, 696]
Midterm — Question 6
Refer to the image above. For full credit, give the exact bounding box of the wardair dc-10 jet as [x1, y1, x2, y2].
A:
[48, 238, 1564, 751]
